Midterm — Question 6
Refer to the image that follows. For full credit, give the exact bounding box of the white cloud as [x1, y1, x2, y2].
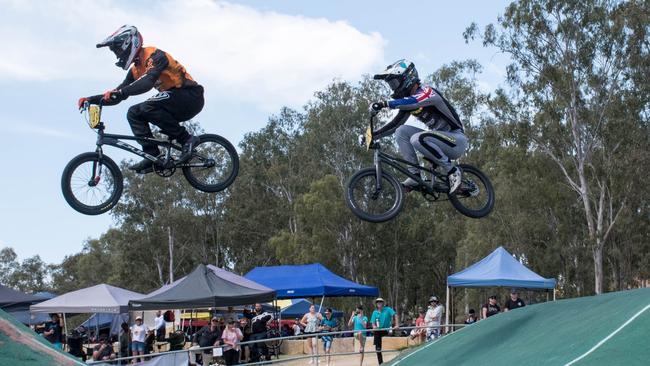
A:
[0, 0, 386, 110]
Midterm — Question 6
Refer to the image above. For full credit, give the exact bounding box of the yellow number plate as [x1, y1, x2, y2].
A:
[88, 104, 101, 128]
[365, 127, 373, 150]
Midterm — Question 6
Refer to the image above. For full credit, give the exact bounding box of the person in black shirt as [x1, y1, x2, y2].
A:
[246, 303, 273, 362]
[464, 309, 477, 324]
[504, 288, 526, 311]
[92, 336, 116, 361]
[482, 295, 500, 319]
[192, 317, 223, 365]
[43, 313, 63, 349]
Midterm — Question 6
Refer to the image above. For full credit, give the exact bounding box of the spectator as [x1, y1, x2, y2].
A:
[347, 305, 368, 366]
[92, 336, 116, 362]
[292, 318, 302, 336]
[409, 307, 426, 342]
[154, 310, 166, 341]
[221, 319, 244, 365]
[281, 323, 292, 337]
[504, 289, 526, 311]
[224, 306, 239, 323]
[192, 316, 222, 366]
[320, 308, 339, 366]
[247, 303, 273, 362]
[301, 304, 323, 365]
[43, 313, 63, 350]
[482, 295, 501, 319]
[464, 309, 477, 324]
[370, 297, 398, 365]
[119, 322, 130, 365]
[144, 329, 156, 355]
[130, 316, 149, 363]
[425, 296, 444, 340]
[239, 317, 252, 364]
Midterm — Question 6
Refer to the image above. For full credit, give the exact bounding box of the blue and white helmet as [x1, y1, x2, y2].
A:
[373, 59, 420, 99]
[96, 25, 143, 70]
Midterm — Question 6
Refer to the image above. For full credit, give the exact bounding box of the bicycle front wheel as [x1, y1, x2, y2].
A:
[345, 167, 404, 223]
[448, 164, 495, 218]
[182, 134, 239, 192]
[61, 152, 123, 215]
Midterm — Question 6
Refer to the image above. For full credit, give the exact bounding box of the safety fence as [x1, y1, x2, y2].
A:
[89, 324, 468, 365]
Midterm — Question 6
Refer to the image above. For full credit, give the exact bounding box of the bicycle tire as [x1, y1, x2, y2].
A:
[61, 152, 123, 215]
[345, 167, 404, 223]
[182, 134, 239, 192]
[448, 164, 495, 218]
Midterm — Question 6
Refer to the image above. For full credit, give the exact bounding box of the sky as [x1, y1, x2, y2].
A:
[0, 0, 511, 264]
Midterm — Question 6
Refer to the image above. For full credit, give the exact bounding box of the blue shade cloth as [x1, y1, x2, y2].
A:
[280, 299, 343, 319]
[245, 263, 379, 299]
[80, 313, 129, 336]
[5, 309, 51, 324]
[447, 247, 556, 289]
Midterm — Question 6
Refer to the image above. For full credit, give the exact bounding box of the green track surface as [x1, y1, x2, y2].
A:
[0, 308, 83, 366]
[388, 288, 650, 366]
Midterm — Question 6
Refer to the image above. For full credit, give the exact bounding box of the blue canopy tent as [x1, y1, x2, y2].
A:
[445, 246, 556, 326]
[245, 263, 378, 319]
[281, 299, 343, 319]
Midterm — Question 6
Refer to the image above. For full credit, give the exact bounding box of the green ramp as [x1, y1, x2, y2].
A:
[0, 308, 84, 366]
[388, 288, 650, 366]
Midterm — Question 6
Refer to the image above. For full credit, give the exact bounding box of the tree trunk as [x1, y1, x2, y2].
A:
[593, 241, 604, 295]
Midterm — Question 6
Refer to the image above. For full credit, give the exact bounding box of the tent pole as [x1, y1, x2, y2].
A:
[553, 288, 556, 301]
[445, 285, 450, 333]
[318, 295, 325, 312]
[62, 313, 68, 351]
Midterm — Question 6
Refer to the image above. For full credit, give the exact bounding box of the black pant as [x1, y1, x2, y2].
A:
[374, 330, 388, 364]
[223, 349, 240, 365]
[249, 332, 268, 362]
[156, 326, 165, 341]
[127, 85, 204, 155]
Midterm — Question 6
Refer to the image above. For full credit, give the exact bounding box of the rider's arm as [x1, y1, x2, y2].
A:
[119, 49, 169, 97]
[373, 110, 409, 139]
[389, 87, 462, 128]
[116, 70, 135, 90]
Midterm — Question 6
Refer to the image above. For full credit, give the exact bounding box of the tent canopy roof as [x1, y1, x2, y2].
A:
[245, 263, 379, 299]
[30, 284, 144, 314]
[129, 264, 276, 311]
[447, 246, 556, 289]
[280, 299, 343, 319]
[0, 284, 43, 308]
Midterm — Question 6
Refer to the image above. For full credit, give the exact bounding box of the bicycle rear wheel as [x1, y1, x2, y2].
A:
[345, 167, 404, 223]
[448, 164, 494, 218]
[61, 152, 123, 215]
[182, 134, 239, 192]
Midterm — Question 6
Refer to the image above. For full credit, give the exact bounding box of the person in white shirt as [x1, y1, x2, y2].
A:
[154, 310, 166, 341]
[424, 296, 444, 340]
[130, 316, 149, 363]
[292, 319, 302, 336]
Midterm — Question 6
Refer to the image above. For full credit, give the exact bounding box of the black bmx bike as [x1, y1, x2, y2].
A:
[61, 102, 239, 215]
[344, 116, 494, 223]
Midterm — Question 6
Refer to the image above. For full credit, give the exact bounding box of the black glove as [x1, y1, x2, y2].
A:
[369, 100, 388, 114]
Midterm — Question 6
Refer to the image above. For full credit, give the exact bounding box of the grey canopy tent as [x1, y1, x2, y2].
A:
[30, 284, 145, 314]
[129, 264, 276, 310]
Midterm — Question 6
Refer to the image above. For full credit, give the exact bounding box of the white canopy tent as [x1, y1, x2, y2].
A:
[30, 284, 144, 314]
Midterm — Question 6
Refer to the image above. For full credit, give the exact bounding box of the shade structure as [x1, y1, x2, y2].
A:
[245, 263, 379, 299]
[447, 246, 556, 289]
[129, 264, 276, 310]
[0, 283, 43, 308]
[30, 284, 144, 314]
[280, 299, 343, 319]
[80, 313, 129, 336]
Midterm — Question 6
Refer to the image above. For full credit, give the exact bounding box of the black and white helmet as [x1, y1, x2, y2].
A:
[373, 59, 420, 99]
[96, 25, 143, 70]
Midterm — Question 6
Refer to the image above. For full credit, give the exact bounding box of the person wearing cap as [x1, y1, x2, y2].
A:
[504, 289, 526, 312]
[192, 316, 223, 365]
[424, 296, 444, 340]
[370, 297, 398, 364]
[319, 308, 339, 366]
[347, 305, 368, 366]
[130, 316, 149, 363]
[482, 295, 501, 319]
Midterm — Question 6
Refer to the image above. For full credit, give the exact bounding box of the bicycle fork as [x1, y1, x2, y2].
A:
[89, 146, 104, 187]
[373, 149, 383, 194]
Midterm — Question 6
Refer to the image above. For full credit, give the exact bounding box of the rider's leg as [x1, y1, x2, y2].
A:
[410, 130, 468, 192]
[127, 103, 161, 156]
[395, 125, 424, 187]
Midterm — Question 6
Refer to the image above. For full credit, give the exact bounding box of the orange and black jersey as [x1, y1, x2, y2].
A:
[117, 46, 198, 97]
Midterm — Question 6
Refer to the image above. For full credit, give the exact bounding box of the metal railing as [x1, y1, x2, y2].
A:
[87, 324, 467, 365]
